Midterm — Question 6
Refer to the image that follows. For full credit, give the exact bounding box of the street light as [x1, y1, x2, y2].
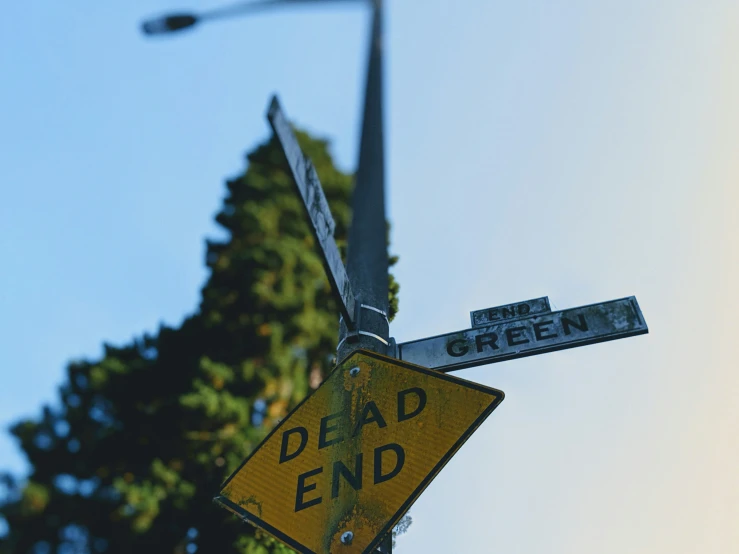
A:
[141, 0, 391, 551]
[143, 0, 388, 359]
[141, 0, 363, 35]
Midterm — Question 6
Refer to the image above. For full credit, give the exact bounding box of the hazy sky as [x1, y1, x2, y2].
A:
[1, 0, 738, 552]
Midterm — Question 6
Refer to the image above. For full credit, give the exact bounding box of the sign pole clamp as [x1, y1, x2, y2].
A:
[337, 298, 391, 352]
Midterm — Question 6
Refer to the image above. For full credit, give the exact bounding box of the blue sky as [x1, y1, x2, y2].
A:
[2, 1, 738, 552]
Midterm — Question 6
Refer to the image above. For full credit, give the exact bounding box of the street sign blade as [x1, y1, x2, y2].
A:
[215, 350, 504, 554]
[267, 96, 356, 327]
[399, 296, 648, 372]
[470, 296, 551, 327]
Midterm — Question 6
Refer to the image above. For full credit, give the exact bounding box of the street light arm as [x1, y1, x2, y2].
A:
[205, 0, 366, 19]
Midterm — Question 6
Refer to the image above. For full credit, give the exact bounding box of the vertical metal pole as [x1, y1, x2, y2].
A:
[337, 1, 392, 551]
[338, 0, 389, 360]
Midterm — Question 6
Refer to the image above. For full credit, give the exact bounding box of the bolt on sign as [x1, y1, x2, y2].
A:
[215, 350, 504, 554]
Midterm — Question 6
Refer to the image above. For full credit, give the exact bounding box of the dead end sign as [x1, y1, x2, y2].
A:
[214, 350, 504, 554]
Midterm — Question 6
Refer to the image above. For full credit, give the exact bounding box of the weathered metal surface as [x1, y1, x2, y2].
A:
[398, 296, 648, 372]
[215, 350, 504, 554]
[267, 96, 357, 328]
[470, 296, 551, 327]
[337, 1, 389, 361]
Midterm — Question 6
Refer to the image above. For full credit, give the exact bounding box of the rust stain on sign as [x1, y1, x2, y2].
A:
[215, 350, 504, 554]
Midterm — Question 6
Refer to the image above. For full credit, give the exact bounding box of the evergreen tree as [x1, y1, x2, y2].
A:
[0, 129, 400, 554]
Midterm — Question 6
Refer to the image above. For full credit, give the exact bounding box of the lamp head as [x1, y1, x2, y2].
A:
[141, 14, 199, 35]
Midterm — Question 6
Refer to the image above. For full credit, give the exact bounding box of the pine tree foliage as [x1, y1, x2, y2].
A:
[0, 130, 400, 554]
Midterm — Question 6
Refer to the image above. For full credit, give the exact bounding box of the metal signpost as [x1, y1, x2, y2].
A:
[141, 1, 649, 552]
[213, 94, 649, 553]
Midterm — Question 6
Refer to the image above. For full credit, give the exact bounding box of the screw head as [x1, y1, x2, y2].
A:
[340, 531, 354, 545]
[349, 366, 360, 377]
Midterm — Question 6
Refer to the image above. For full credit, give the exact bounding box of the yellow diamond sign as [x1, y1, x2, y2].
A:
[215, 350, 504, 553]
